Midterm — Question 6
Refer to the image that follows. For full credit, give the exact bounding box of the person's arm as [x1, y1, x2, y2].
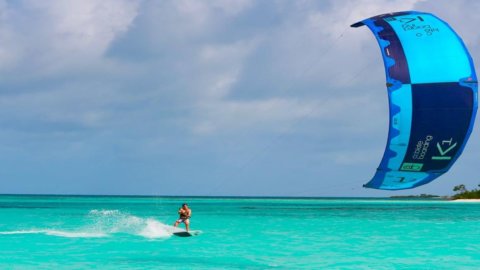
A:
[187, 209, 192, 218]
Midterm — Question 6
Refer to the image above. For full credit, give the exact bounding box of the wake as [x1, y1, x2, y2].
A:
[0, 209, 177, 239]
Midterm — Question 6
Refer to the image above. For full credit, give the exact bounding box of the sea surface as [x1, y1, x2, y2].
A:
[0, 195, 479, 269]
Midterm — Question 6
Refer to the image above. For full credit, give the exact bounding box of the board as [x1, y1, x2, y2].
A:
[172, 230, 201, 237]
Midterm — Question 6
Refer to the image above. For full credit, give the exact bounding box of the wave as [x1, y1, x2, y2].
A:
[0, 209, 176, 239]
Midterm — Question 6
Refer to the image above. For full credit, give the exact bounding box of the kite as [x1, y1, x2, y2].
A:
[351, 11, 478, 190]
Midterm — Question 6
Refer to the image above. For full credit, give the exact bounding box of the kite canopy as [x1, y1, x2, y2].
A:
[352, 11, 478, 190]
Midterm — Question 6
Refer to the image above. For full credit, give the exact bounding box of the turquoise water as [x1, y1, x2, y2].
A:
[0, 196, 479, 269]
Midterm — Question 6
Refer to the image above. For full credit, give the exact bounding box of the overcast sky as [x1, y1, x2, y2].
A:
[1, 0, 479, 196]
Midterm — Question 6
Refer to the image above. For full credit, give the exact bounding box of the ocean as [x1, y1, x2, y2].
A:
[0, 195, 479, 269]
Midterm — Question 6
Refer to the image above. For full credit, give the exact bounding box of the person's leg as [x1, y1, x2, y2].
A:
[185, 219, 190, 231]
[173, 220, 180, 227]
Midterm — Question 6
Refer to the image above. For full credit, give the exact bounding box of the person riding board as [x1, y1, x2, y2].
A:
[173, 203, 191, 231]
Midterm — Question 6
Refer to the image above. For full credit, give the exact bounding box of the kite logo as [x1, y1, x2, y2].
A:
[432, 138, 457, 161]
[399, 17, 416, 24]
[412, 135, 433, 160]
[401, 163, 424, 171]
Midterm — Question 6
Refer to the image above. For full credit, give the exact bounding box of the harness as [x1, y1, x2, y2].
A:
[179, 209, 191, 219]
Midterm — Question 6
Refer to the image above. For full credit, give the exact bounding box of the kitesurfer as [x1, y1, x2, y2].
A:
[173, 203, 191, 231]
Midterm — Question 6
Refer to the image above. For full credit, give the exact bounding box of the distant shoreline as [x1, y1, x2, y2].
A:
[0, 194, 443, 200]
[0, 194, 391, 198]
[1, 194, 478, 201]
[451, 199, 480, 202]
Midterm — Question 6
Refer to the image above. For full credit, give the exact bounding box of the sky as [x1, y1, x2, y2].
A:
[0, 0, 479, 196]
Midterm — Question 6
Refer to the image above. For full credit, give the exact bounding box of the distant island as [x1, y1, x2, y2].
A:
[451, 184, 480, 200]
[390, 194, 444, 199]
[390, 184, 480, 200]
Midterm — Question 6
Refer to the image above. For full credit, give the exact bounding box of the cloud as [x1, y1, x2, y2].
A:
[1, 0, 139, 76]
[1, 0, 429, 138]
[0, 0, 142, 137]
[179, 0, 425, 137]
[0, 0, 414, 144]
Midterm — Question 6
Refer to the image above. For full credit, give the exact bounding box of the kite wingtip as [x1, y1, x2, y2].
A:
[350, 22, 364, 28]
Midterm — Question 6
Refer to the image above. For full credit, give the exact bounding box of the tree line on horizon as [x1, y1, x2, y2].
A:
[452, 184, 480, 199]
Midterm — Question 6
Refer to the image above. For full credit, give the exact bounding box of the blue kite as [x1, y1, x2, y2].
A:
[352, 11, 478, 190]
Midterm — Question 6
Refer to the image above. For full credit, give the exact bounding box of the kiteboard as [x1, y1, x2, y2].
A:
[172, 230, 201, 237]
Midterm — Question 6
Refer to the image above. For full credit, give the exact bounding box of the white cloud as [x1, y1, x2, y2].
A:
[197, 39, 260, 99]
[175, 0, 253, 21]
[136, 0, 253, 45]
[0, 0, 140, 75]
[184, 0, 415, 137]
[2, 0, 472, 140]
[43, 0, 139, 56]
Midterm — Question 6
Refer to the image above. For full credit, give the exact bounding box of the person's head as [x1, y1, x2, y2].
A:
[182, 203, 188, 209]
